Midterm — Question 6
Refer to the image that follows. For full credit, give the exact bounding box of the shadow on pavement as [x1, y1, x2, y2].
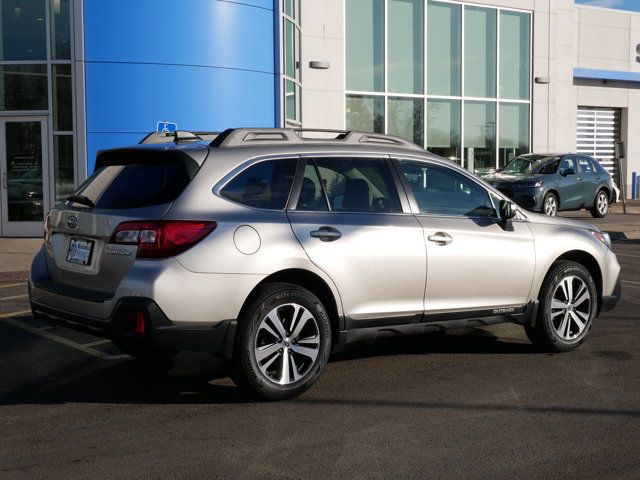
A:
[0, 327, 542, 407]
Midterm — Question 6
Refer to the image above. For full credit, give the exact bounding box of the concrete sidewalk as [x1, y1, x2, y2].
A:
[0, 238, 42, 280]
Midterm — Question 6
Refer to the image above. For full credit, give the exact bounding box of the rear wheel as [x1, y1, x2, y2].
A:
[542, 192, 558, 216]
[590, 190, 609, 218]
[525, 261, 597, 352]
[232, 283, 331, 400]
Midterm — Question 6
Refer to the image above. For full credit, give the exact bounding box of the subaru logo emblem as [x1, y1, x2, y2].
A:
[67, 216, 78, 229]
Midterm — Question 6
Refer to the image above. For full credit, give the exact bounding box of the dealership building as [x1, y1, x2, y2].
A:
[0, 0, 639, 236]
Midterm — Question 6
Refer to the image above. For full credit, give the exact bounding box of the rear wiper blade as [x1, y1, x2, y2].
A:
[66, 194, 95, 208]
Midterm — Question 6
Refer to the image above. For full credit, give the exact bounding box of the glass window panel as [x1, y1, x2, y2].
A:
[346, 94, 384, 133]
[498, 102, 529, 168]
[388, 0, 423, 94]
[388, 97, 423, 146]
[284, 0, 293, 17]
[5, 121, 44, 221]
[464, 100, 496, 175]
[219, 159, 297, 210]
[51, 0, 71, 60]
[346, 0, 384, 92]
[400, 161, 495, 217]
[499, 11, 530, 100]
[53, 134, 74, 201]
[0, 0, 47, 60]
[427, 99, 461, 164]
[464, 6, 496, 98]
[0, 64, 48, 111]
[296, 162, 329, 211]
[284, 19, 295, 78]
[284, 79, 299, 123]
[427, 1, 461, 96]
[313, 157, 402, 213]
[53, 64, 72, 131]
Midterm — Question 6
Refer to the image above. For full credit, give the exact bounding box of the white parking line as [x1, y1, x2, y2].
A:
[1, 311, 128, 361]
[0, 309, 31, 319]
[0, 294, 29, 301]
[0, 282, 27, 289]
[83, 339, 111, 348]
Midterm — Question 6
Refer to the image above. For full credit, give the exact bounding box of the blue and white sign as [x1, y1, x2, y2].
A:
[156, 121, 178, 135]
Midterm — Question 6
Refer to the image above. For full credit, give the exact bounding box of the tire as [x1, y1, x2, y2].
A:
[232, 283, 332, 400]
[542, 192, 558, 216]
[590, 190, 609, 218]
[112, 339, 178, 363]
[525, 261, 597, 352]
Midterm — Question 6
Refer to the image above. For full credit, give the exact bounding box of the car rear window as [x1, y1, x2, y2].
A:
[220, 158, 297, 210]
[76, 160, 191, 209]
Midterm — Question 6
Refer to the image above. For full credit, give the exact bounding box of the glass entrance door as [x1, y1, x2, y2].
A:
[0, 117, 49, 237]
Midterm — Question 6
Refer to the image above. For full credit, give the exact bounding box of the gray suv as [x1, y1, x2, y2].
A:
[29, 129, 622, 400]
[485, 153, 615, 217]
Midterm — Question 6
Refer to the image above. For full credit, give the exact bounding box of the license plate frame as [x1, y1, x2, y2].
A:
[66, 238, 95, 266]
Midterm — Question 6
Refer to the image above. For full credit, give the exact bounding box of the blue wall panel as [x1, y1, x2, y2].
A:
[83, 0, 277, 172]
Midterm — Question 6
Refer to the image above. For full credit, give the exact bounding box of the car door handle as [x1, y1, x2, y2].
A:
[310, 226, 342, 242]
[427, 232, 453, 245]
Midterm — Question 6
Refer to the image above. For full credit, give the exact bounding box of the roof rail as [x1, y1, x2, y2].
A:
[139, 131, 221, 145]
[209, 127, 422, 150]
[210, 128, 302, 147]
[342, 132, 421, 149]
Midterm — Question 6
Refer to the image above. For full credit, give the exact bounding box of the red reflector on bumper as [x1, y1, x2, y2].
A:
[135, 311, 145, 334]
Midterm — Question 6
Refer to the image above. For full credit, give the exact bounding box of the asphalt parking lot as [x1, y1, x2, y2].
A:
[1, 241, 639, 479]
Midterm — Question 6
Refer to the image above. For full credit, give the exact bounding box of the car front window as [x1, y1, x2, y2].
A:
[400, 161, 496, 218]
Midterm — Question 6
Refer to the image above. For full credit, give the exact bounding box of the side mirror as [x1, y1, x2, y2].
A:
[499, 199, 516, 221]
[560, 167, 575, 177]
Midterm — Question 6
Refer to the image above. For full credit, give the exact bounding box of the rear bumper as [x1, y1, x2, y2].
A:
[30, 293, 236, 358]
[601, 274, 621, 313]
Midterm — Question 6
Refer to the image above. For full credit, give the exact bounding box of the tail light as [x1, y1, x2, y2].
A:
[110, 221, 216, 258]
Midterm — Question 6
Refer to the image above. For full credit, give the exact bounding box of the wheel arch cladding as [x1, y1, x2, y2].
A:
[237, 269, 341, 346]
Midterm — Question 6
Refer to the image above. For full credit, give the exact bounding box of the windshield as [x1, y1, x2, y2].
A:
[502, 155, 561, 175]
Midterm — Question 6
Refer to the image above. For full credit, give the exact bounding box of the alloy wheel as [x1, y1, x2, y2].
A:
[597, 192, 608, 216]
[544, 195, 558, 216]
[254, 303, 320, 385]
[550, 276, 591, 340]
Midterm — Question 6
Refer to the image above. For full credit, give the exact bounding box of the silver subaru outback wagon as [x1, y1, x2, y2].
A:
[29, 128, 622, 400]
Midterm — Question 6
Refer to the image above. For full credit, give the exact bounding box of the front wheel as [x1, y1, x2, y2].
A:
[232, 283, 332, 400]
[542, 192, 558, 216]
[525, 261, 597, 352]
[590, 190, 609, 218]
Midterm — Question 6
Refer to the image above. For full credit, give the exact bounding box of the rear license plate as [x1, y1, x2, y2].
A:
[67, 238, 95, 266]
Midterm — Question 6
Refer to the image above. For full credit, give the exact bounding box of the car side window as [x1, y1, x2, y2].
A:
[220, 158, 297, 210]
[400, 161, 496, 218]
[296, 162, 329, 211]
[301, 157, 402, 213]
[577, 156, 594, 173]
[560, 157, 577, 173]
